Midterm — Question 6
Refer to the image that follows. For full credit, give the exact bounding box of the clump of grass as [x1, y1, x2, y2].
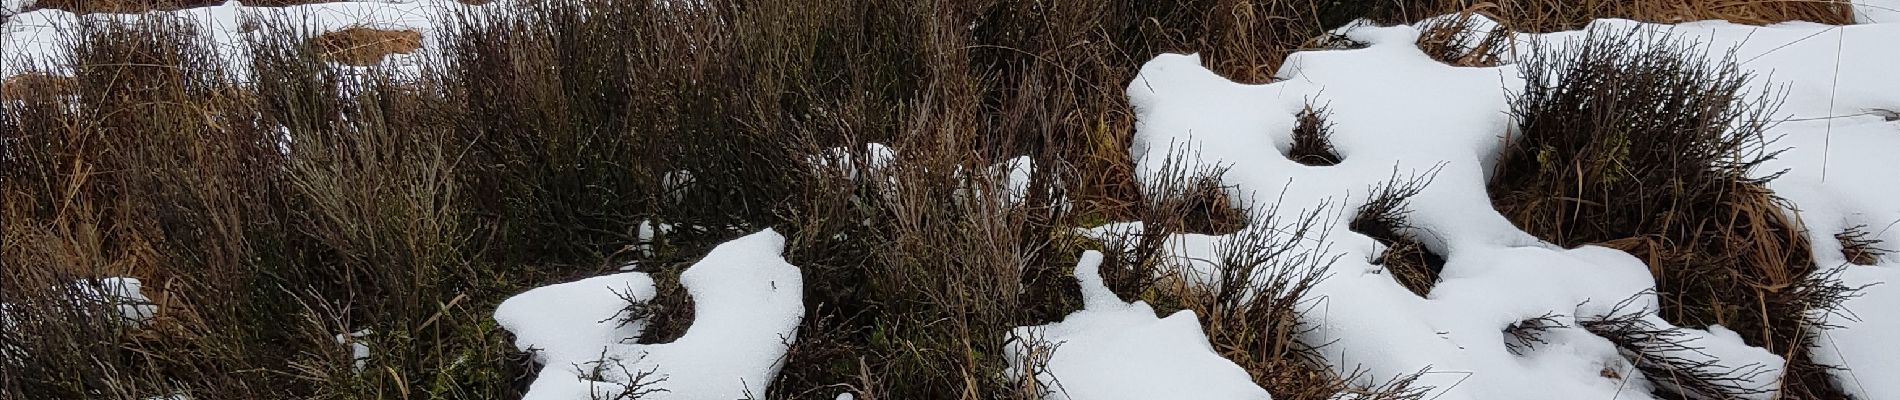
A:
[1579, 292, 1775, 399]
[0, 73, 73, 101]
[1837, 225, 1889, 266]
[2, 17, 297, 399]
[1365, 0, 1853, 32]
[1184, 201, 1349, 400]
[1352, 170, 1443, 297]
[629, 266, 693, 345]
[1287, 103, 1342, 166]
[1107, 160, 1431, 399]
[1415, 9, 1512, 67]
[307, 26, 422, 66]
[1490, 27, 1854, 398]
[1502, 312, 1565, 355]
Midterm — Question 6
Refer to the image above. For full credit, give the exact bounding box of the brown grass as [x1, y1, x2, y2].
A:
[307, 27, 422, 66]
[1372, 0, 1855, 31]
[1352, 170, 1443, 297]
[1286, 104, 1342, 166]
[1415, 10, 1513, 67]
[1838, 225, 1889, 266]
[1490, 28, 1854, 399]
[0, 73, 73, 101]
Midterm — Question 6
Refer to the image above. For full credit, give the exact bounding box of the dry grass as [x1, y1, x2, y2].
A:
[1286, 104, 1342, 166]
[0, 0, 1874, 399]
[1838, 225, 1889, 266]
[307, 27, 422, 66]
[1489, 27, 1854, 399]
[0, 73, 73, 100]
[1371, 0, 1855, 31]
[1352, 170, 1443, 297]
[1415, 9, 1513, 67]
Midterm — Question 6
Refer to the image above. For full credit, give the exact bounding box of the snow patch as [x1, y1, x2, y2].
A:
[1006, 251, 1270, 400]
[496, 229, 803, 400]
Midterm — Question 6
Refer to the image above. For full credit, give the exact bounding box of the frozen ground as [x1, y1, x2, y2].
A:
[4, 1, 1897, 399]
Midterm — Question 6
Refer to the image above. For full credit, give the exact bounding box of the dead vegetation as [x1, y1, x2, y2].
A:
[1287, 104, 1342, 166]
[1095, 161, 1432, 400]
[1367, 0, 1854, 32]
[1579, 293, 1779, 399]
[1352, 170, 1444, 297]
[0, 74, 73, 100]
[1415, 9, 1513, 67]
[307, 27, 422, 66]
[0, 0, 1873, 399]
[1838, 225, 1890, 265]
[1488, 27, 1855, 399]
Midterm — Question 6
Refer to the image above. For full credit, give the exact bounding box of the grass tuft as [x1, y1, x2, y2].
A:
[1415, 9, 1512, 67]
[307, 27, 422, 66]
[1287, 103, 1342, 166]
[1838, 225, 1889, 266]
[1489, 26, 1854, 399]
[1352, 170, 1444, 297]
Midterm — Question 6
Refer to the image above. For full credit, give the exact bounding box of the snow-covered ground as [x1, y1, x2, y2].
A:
[1109, 13, 1900, 400]
[494, 229, 803, 400]
[5, 1, 1898, 399]
[1006, 251, 1270, 400]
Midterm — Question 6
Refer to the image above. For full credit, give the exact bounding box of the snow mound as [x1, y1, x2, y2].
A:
[1006, 251, 1270, 400]
[1116, 14, 1899, 397]
[1522, 18, 1900, 400]
[495, 229, 804, 400]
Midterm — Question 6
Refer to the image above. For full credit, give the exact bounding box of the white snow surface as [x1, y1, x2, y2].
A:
[495, 229, 804, 400]
[1006, 251, 1271, 400]
[1857, 0, 1900, 23]
[75, 277, 158, 325]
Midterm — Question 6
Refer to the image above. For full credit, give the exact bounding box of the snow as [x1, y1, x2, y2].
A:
[1111, 12, 1900, 397]
[335, 329, 373, 372]
[1130, 47, 1654, 400]
[74, 277, 158, 325]
[495, 229, 804, 400]
[1005, 251, 1271, 400]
